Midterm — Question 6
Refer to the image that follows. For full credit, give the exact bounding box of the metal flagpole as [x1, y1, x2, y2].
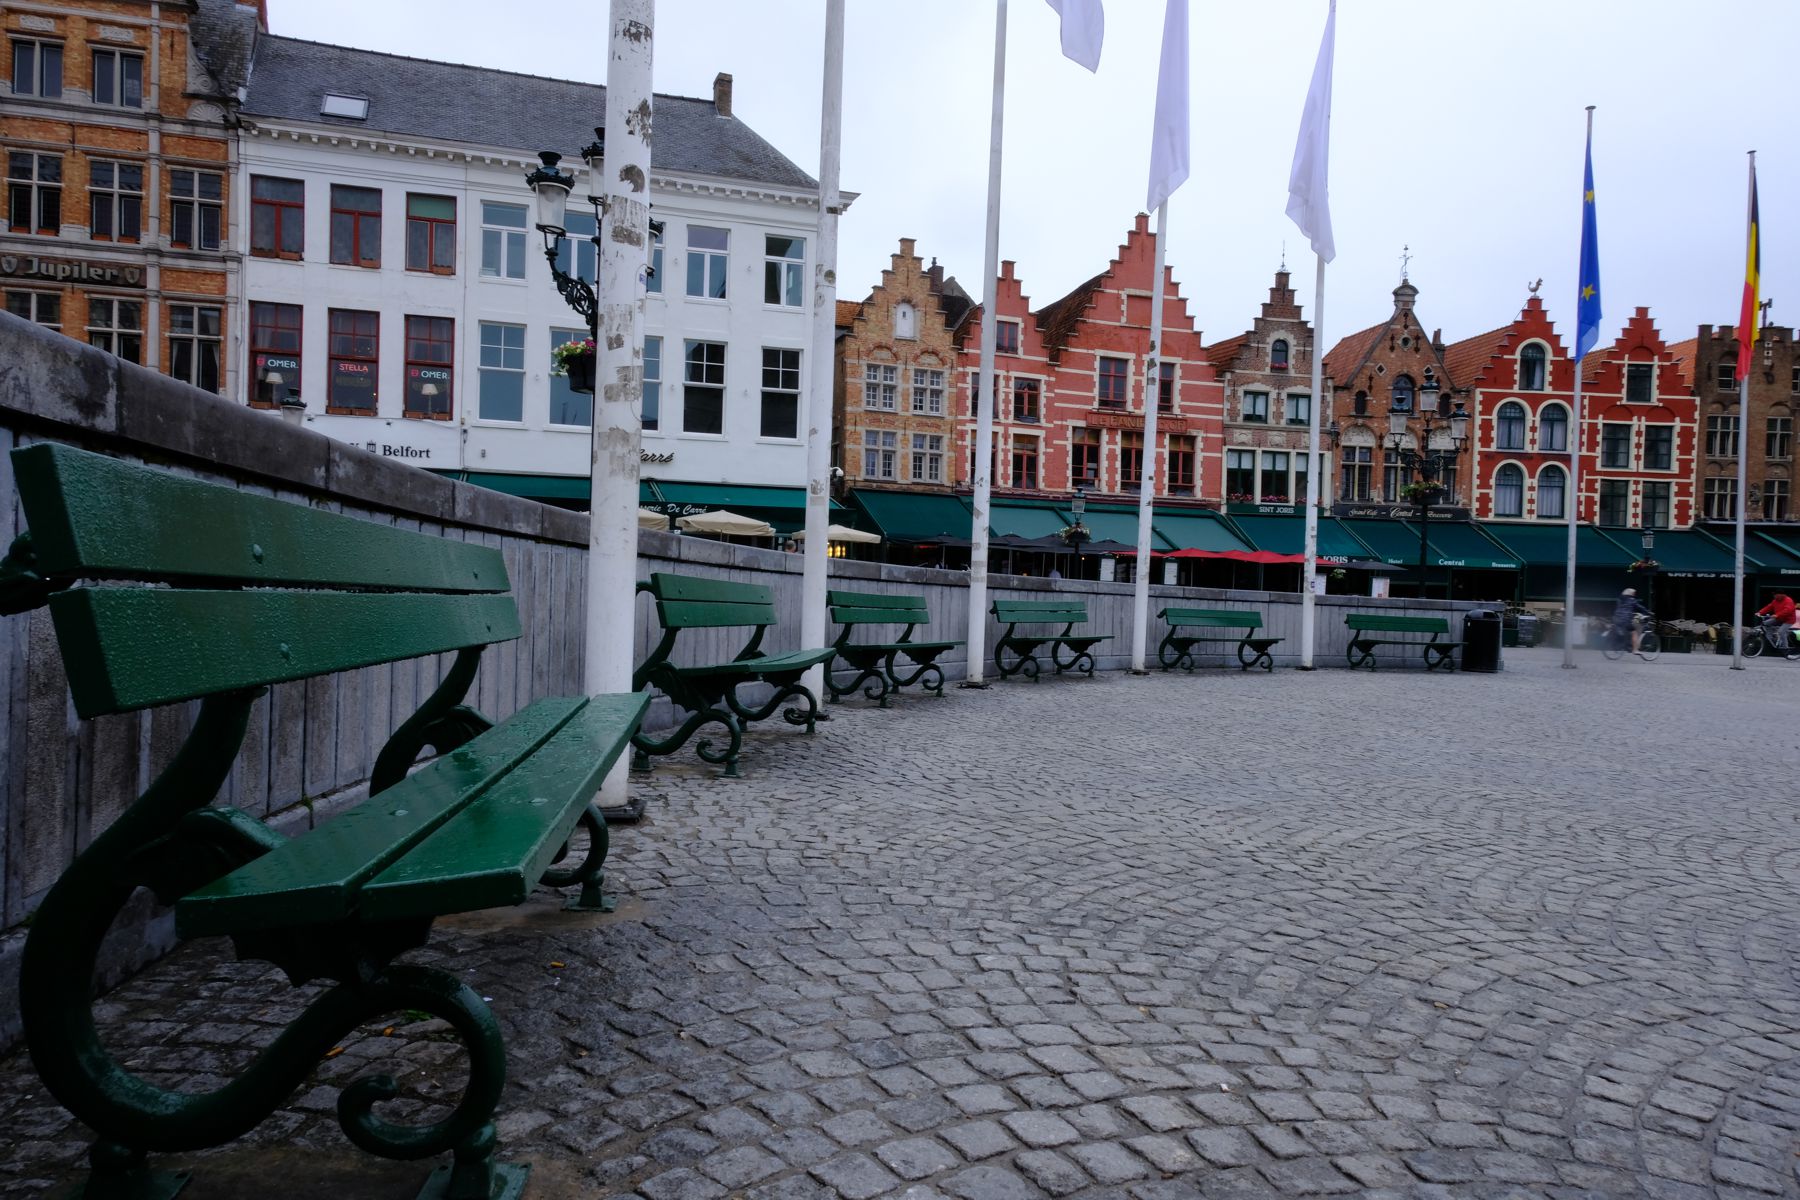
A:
[589, 0, 654, 805]
[963, 0, 1006, 688]
[1730, 154, 1757, 668]
[1562, 104, 1595, 671]
[1300, 253, 1325, 667]
[801, 0, 844, 701]
[1130, 201, 1169, 673]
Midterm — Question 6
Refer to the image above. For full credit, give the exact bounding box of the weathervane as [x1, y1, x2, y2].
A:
[1528, 278, 1542, 296]
[1280, 240, 1287, 272]
[1399, 244, 1412, 283]
[1760, 298, 1774, 327]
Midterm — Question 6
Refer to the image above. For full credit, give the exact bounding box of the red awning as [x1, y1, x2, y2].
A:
[1165, 548, 1305, 564]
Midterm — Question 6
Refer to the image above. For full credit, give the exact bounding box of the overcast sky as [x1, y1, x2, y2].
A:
[273, 0, 1793, 354]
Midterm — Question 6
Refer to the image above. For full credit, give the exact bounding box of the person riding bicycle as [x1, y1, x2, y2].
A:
[1613, 587, 1651, 654]
[1757, 593, 1798, 650]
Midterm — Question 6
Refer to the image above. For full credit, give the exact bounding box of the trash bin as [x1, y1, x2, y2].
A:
[1462, 609, 1503, 673]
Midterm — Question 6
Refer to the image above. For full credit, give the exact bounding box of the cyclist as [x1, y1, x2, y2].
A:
[1612, 587, 1651, 656]
[1756, 593, 1798, 651]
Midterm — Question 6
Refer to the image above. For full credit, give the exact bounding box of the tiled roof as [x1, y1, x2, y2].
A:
[835, 299, 862, 329]
[243, 37, 818, 190]
[1321, 321, 1387, 386]
[935, 275, 975, 331]
[1440, 325, 1511, 391]
[1204, 333, 1248, 369]
[1033, 273, 1105, 357]
[190, 0, 259, 98]
[1663, 336, 1698, 391]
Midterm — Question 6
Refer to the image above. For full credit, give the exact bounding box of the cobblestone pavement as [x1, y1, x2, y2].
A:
[7, 646, 1800, 1199]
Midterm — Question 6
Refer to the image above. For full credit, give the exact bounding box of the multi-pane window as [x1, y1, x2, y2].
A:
[863, 430, 897, 480]
[683, 340, 726, 434]
[1242, 391, 1268, 423]
[91, 49, 144, 108]
[1519, 344, 1547, 391]
[87, 160, 143, 241]
[248, 301, 301, 403]
[326, 309, 379, 412]
[555, 211, 597, 284]
[5, 290, 59, 329]
[1096, 357, 1129, 408]
[10, 39, 63, 98]
[1601, 423, 1632, 468]
[1391, 374, 1416, 410]
[1260, 451, 1291, 501]
[640, 335, 661, 430]
[1270, 339, 1289, 370]
[1717, 360, 1736, 391]
[1641, 481, 1670, 528]
[910, 434, 944, 483]
[764, 235, 804, 306]
[1626, 362, 1654, 404]
[7, 151, 60, 234]
[1437, 461, 1459, 502]
[1120, 432, 1144, 491]
[1768, 416, 1793, 460]
[1383, 449, 1406, 501]
[329, 184, 381, 266]
[1598, 479, 1630, 526]
[1793, 364, 1799, 394]
[911, 367, 944, 416]
[1643, 425, 1673, 470]
[87, 297, 142, 364]
[1011, 435, 1039, 490]
[405, 194, 456, 273]
[1340, 445, 1373, 501]
[862, 362, 897, 410]
[404, 316, 455, 419]
[476, 322, 525, 421]
[685, 226, 729, 298]
[1496, 401, 1526, 450]
[547, 330, 591, 427]
[1707, 414, 1740, 457]
[1540, 405, 1568, 451]
[1070, 428, 1100, 488]
[760, 348, 801, 439]
[1295, 448, 1311, 503]
[1535, 465, 1565, 519]
[1287, 392, 1311, 426]
[1766, 479, 1790, 521]
[250, 176, 304, 258]
[1493, 464, 1524, 517]
[1158, 362, 1177, 412]
[995, 320, 1020, 354]
[1703, 477, 1737, 520]
[1226, 450, 1255, 499]
[1168, 435, 1195, 495]
[645, 223, 663, 294]
[169, 169, 223, 251]
[167, 304, 222, 394]
[1012, 378, 1040, 422]
[481, 202, 527, 279]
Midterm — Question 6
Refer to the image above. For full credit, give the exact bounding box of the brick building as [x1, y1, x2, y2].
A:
[1206, 268, 1330, 506]
[1693, 321, 1799, 522]
[833, 238, 972, 493]
[2, 0, 254, 394]
[1321, 279, 1463, 507]
[1578, 308, 1698, 528]
[955, 214, 1223, 504]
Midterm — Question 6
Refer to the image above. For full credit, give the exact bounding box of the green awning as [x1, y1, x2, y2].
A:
[850, 489, 972, 542]
[1600, 528, 1736, 577]
[1423, 522, 1519, 570]
[989, 502, 1071, 540]
[1153, 512, 1254, 554]
[1480, 521, 1639, 567]
[1078, 508, 1174, 551]
[451, 471, 591, 501]
[1341, 519, 1423, 566]
[1228, 514, 1372, 563]
[1748, 531, 1800, 577]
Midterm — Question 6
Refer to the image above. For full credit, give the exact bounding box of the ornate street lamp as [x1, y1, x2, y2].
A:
[1640, 526, 1657, 614]
[524, 144, 602, 345]
[1386, 370, 1470, 599]
[1062, 466, 1097, 577]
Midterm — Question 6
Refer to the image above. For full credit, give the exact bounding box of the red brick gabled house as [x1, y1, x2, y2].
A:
[947, 258, 1057, 491]
[1208, 269, 1331, 505]
[1580, 308, 1698, 528]
[1692, 322, 1798, 522]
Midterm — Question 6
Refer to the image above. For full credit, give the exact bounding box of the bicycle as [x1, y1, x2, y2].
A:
[1600, 612, 1661, 661]
[1741, 616, 1800, 660]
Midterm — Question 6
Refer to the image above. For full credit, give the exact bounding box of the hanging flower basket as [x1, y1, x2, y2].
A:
[1398, 481, 1443, 504]
[551, 338, 597, 394]
[1628, 558, 1659, 573]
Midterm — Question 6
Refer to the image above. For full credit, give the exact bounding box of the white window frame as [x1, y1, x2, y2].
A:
[476, 321, 527, 422]
[1495, 401, 1527, 451]
[1242, 390, 1269, 423]
[1285, 391, 1311, 427]
[1703, 477, 1738, 520]
[4, 288, 60, 329]
[1537, 402, 1570, 452]
[1706, 413, 1740, 458]
[911, 367, 944, 415]
[763, 234, 805, 308]
[167, 303, 222, 393]
[1535, 464, 1566, 519]
[480, 201, 528, 280]
[90, 47, 144, 109]
[911, 433, 944, 483]
[169, 168, 223, 251]
[86, 296, 141, 362]
[87, 158, 143, 242]
[1493, 462, 1526, 518]
[863, 429, 897, 480]
[554, 211, 597, 285]
[1518, 341, 1548, 391]
[645, 224, 664, 295]
[863, 362, 897, 411]
[10, 39, 63, 99]
[685, 225, 729, 300]
[641, 334, 662, 431]
[7, 150, 61, 235]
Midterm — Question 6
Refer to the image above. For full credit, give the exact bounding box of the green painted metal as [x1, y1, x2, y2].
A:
[826, 589, 961, 704]
[1157, 608, 1282, 672]
[1345, 613, 1457, 671]
[990, 599, 1111, 681]
[359, 693, 649, 921]
[0, 531, 54, 615]
[48, 589, 522, 719]
[13, 444, 507, 592]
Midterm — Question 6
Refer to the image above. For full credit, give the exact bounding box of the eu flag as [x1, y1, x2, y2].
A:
[1574, 120, 1602, 361]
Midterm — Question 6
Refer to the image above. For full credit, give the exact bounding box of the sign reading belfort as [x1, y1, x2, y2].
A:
[1, 254, 145, 288]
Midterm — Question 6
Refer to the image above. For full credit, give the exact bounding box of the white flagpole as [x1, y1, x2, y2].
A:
[1130, 201, 1169, 673]
[1562, 104, 1595, 671]
[1301, 253, 1325, 667]
[800, 0, 844, 701]
[1731, 155, 1756, 668]
[964, 0, 1007, 688]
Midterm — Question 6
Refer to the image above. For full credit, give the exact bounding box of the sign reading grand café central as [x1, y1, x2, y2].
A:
[0, 254, 146, 289]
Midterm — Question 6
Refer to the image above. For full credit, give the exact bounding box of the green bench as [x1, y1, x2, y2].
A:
[826, 589, 962, 704]
[0, 442, 647, 1200]
[632, 572, 834, 777]
[1158, 607, 1283, 672]
[1345, 612, 1460, 671]
[990, 598, 1110, 681]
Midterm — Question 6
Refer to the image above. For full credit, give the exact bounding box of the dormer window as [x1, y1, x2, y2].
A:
[894, 301, 917, 341]
[1271, 339, 1290, 370]
[321, 94, 370, 120]
[1520, 343, 1546, 391]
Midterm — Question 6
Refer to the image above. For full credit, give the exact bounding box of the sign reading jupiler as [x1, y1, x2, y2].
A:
[1, 255, 146, 288]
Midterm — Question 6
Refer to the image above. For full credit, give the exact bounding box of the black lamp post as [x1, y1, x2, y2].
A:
[1640, 526, 1656, 614]
[523, 140, 604, 341]
[1063, 464, 1097, 577]
[1385, 371, 1469, 599]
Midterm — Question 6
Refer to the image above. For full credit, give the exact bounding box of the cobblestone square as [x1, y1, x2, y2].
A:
[6, 647, 1800, 1199]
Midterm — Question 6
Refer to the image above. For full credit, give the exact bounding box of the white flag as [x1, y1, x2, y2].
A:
[1145, 0, 1189, 213]
[1045, 0, 1104, 72]
[1286, 0, 1337, 263]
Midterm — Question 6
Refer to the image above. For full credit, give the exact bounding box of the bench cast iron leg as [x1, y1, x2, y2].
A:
[540, 803, 613, 912]
[631, 709, 743, 779]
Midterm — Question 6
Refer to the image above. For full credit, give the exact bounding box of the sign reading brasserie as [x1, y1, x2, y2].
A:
[1, 254, 145, 288]
[1332, 502, 1470, 522]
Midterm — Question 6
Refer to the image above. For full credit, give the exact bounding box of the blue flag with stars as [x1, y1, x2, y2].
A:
[1575, 123, 1602, 361]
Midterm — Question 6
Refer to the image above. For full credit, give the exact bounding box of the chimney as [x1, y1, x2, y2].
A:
[927, 257, 944, 288]
[713, 72, 733, 117]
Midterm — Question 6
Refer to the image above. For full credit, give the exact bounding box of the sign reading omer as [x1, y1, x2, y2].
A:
[1, 254, 146, 288]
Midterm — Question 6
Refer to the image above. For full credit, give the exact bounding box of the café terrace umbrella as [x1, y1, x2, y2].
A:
[675, 509, 776, 538]
[793, 524, 882, 544]
[638, 508, 671, 531]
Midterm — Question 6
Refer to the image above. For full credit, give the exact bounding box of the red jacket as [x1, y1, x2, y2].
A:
[1759, 595, 1798, 625]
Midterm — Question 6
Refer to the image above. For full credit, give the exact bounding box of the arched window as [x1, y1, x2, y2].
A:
[1520, 343, 1547, 391]
[1539, 403, 1568, 451]
[1537, 465, 1566, 519]
[1352, 389, 1369, 416]
[1271, 339, 1290, 370]
[1495, 463, 1525, 517]
[1391, 374, 1416, 410]
[1496, 401, 1527, 450]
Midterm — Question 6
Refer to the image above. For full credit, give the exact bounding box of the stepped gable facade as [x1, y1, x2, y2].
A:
[1693, 321, 1798, 521]
[1208, 268, 1330, 506]
[1579, 308, 1698, 528]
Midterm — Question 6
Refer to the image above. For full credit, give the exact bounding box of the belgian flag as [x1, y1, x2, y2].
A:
[1738, 157, 1760, 379]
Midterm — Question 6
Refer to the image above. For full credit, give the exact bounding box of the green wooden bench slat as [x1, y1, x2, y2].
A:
[176, 697, 587, 936]
[358, 693, 650, 922]
[1162, 608, 1265, 630]
[13, 443, 506, 593]
[49, 588, 522, 718]
[657, 598, 781, 629]
[1346, 614, 1450, 634]
[669, 648, 835, 677]
[651, 573, 774, 604]
[826, 590, 925, 610]
[993, 606, 1091, 623]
